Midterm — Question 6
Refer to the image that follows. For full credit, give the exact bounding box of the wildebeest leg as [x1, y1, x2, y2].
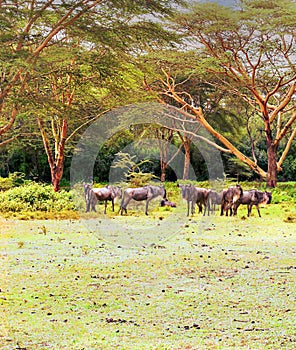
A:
[119, 205, 127, 215]
[256, 204, 261, 217]
[197, 203, 202, 214]
[232, 205, 237, 216]
[191, 201, 195, 215]
[220, 202, 224, 216]
[119, 196, 130, 215]
[111, 198, 115, 212]
[86, 200, 90, 213]
[104, 200, 107, 214]
[203, 202, 208, 216]
[119, 206, 127, 215]
[145, 197, 152, 215]
[247, 203, 252, 217]
[187, 200, 190, 216]
[225, 204, 229, 216]
[90, 192, 97, 212]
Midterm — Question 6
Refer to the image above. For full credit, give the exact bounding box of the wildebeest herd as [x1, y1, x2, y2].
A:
[84, 183, 272, 218]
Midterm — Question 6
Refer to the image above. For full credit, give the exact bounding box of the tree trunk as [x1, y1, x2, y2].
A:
[51, 119, 67, 192]
[51, 166, 64, 192]
[37, 116, 67, 192]
[160, 165, 166, 182]
[266, 144, 278, 188]
[183, 139, 191, 180]
[265, 121, 278, 188]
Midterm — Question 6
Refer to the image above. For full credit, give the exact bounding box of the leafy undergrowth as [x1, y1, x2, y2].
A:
[1, 207, 296, 349]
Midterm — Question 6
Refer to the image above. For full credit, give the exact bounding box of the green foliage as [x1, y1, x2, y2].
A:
[281, 154, 296, 181]
[269, 182, 296, 204]
[0, 172, 25, 191]
[0, 182, 75, 213]
[111, 152, 158, 187]
[0, 176, 13, 192]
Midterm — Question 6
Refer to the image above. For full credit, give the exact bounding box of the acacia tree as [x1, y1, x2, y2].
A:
[0, 1, 102, 146]
[1, 0, 184, 190]
[159, 0, 296, 187]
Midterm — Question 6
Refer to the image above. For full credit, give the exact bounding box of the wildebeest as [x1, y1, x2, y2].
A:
[233, 189, 272, 217]
[119, 185, 166, 215]
[204, 189, 225, 216]
[220, 184, 243, 216]
[84, 184, 122, 214]
[178, 184, 208, 216]
[160, 199, 176, 208]
[84, 183, 93, 206]
[196, 187, 209, 214]
[178, 184, 196, 216]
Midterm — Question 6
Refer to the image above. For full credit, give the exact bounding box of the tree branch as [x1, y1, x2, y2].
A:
[275, 112, 296, 145]
[277, 127, 296, 171]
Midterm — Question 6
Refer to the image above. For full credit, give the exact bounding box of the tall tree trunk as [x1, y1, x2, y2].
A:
[265, 121, 278, 188]
[183, 139, 191, 180]
[160, 164, 166, 182]
[266, 144, 278, 188]
[156, 127, 174, 182]
[51, 166, 64, 192]
[52, 119, 67, 192]
[37, 117, 67, 192]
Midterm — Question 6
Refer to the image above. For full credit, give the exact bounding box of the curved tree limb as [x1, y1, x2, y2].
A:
[277, 127, 296, 171]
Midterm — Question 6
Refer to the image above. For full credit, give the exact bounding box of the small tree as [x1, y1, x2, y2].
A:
[111, 152, 157, 187]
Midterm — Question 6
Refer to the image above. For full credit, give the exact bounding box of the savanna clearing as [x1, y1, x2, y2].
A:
[1, 201, 296, 349]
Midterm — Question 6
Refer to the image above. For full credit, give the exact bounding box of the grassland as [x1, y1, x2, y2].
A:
[1, 197, 295, 349]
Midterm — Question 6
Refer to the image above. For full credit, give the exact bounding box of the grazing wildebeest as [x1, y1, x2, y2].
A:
[84, 183, 93, 210]
[85, 184, 122, 214]
[160, 199, 176, 208]
[195, 187, 209, 214]
[119, 185, 166, 215]
[203, 189, 225, 216]
[178, 184, 208, 216]
[178, 184, 197, 216]
[233, 189, 272, 217]
[220, 184, 243, 216]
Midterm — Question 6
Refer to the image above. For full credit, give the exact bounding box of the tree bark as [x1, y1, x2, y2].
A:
[265, 120, 278, 188]
[160, 166, 166, 182]
[266, 144, 278, 188]
[37, 117, 67, 192]
[183, 138, 191, 180]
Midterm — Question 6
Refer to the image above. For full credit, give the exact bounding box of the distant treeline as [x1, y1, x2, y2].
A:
[1, 136, 295, 185]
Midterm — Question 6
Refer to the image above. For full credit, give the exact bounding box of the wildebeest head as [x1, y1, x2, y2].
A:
[160, 199, 176, 207]
[178, 184, 191, 200]
[262, 191, 272, 204]
[233, 184, 243, 203]
[84, 183, 92, 199]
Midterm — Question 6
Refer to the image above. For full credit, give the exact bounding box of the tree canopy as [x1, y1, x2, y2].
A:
[148, 0, 296, 186]
[0, 0, 185, 189]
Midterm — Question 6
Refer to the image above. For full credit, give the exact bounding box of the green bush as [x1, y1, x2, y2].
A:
[269, 182, 296, 204]
[0, 183, 75, 213]
[0, 172, 25, 191]
[0, 177, 13, 192]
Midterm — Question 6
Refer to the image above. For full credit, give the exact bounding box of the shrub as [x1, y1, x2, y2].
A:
[0, 172, 25, 191]
[0, 183, 75, 213]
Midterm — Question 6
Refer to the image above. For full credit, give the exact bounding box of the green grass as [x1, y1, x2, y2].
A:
[1, 199, 296, 349]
